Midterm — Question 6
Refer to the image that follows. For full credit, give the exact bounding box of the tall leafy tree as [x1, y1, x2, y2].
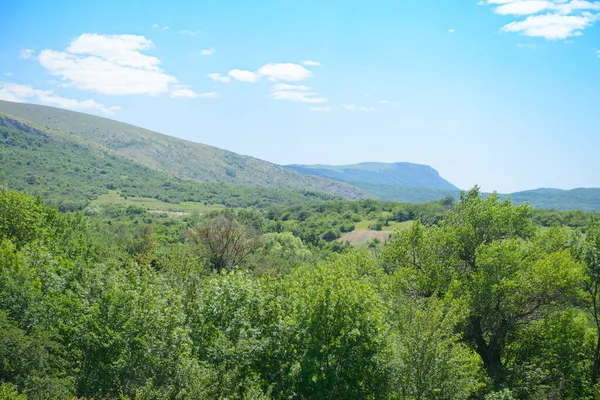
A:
[580, 220, 600, 385]
[382, 187, 582, 387]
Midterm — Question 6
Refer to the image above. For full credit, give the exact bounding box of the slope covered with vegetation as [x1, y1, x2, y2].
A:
[0, 100, 365, 199]
[508, 188, 600, 212]
[0, 114, 341, 210]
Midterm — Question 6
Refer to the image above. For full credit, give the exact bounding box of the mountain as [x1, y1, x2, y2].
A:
[507, 188, 600, 212]
[0, 100, 365, 200]
[285, 162, 460, 202]
[0, 114, 349, 210]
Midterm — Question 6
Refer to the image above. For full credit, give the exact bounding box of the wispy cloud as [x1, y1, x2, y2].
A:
[229, 69, 261, 83]
[37, 33, 201, 98]
[0, 82, 121, 115]
[170, 86, 220, 99]
[270, 90, 328, 103]
[270, 84, 327, 103]
[180, 30, 203, 36]
[480, 0, 600, 40]
[19, 49, 34, 59]
[208, 73, 231, 83]
[201, 48, 216, 56]
[212, 62, 326, 104]
[302, 60, 321, 66]
[517, 43, 537, 49]
[152, 24, 170, 30]
[449, 28, 455, 33]
[216, 63, 313, 83]
[257, 63, 313, 81]
[342, 104, 374, 112]
[3, 72, 13, 77]
[272, 84, 310, 91]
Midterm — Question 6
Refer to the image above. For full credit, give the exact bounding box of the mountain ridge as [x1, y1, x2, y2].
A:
[0, 100, 367, 200]
[286, 162, 459, 191]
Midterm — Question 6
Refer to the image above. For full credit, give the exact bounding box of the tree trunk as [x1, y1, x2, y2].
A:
[592, 332, 600, 385]
[470, 317, 504, 388]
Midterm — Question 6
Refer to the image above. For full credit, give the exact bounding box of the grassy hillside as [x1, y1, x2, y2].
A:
[0, 100, 366, 199]
[286, 162, 459, 190]
[0, 114, 343, 210]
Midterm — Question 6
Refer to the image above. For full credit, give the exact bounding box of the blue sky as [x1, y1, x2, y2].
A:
[1, 0, 599, 193]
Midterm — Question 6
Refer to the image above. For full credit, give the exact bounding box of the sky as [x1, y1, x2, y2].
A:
[1, 0, 599, 193]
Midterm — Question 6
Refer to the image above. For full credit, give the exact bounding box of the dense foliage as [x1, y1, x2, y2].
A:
[1, 186, 600, 399]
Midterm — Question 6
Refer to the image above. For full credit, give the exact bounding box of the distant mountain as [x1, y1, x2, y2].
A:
[0, 100, 366, 200]
[507, 188, 600, 212]
[285, 162, 459, 202]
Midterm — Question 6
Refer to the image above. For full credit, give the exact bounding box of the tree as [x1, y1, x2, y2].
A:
[382, 187, 582, 387]
[580, 220, 600, 385]
[0, 188, 47, 248]
[256, 232, 313, 275]
[189, 215, 261, 272]
[284, 253, 390, 399]
[388, 296, 483, 400]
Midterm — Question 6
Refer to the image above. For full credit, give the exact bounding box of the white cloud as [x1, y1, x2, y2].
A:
[311, 106, 331, 111]
[302, 60, 321, 66]
[517, 42, 537, 48]
[0, 82, 121, 115]
[502, 13, 597, 39]
[213, 62, 324, 102]
[201, 48, 216, 56]
[379, 100, 391, 104]
[19, 49, 34, 59]
[180, 30, 202, 36]
[272, 83, 310, 91]
[597, 49, 600, 57]
[217, 62, 314, 84]
[257, 63, 312, 81]
[228, 69, 260, 83]
[152, 24, 159, 28]
[162, 26, 170, 31]
[67, 34, 161, 69]
[208, 72, 231, 83]
[495, 1, 555, 15]
[557, 0, 600, 14]
[170, 86, 220, 99]
[3, 72, 13, 77]
[197, 91, 221, 98]
[37, 33, 200, 98]
[342, 104, 375, 111]
[482, 0, 600, 40]
[449, 28, 455, 33]
[270, 89, 327, 103]
[208, 73, 231, 83]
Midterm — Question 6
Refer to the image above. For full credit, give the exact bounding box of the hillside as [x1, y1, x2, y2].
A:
[0, 114, 343, 210]
[286, 162, 459, 202]
[0, 100, 365, 199]
[507, 188, 600, 212]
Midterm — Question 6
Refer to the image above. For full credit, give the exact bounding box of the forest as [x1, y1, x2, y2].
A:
[1, 185, 600, 399]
